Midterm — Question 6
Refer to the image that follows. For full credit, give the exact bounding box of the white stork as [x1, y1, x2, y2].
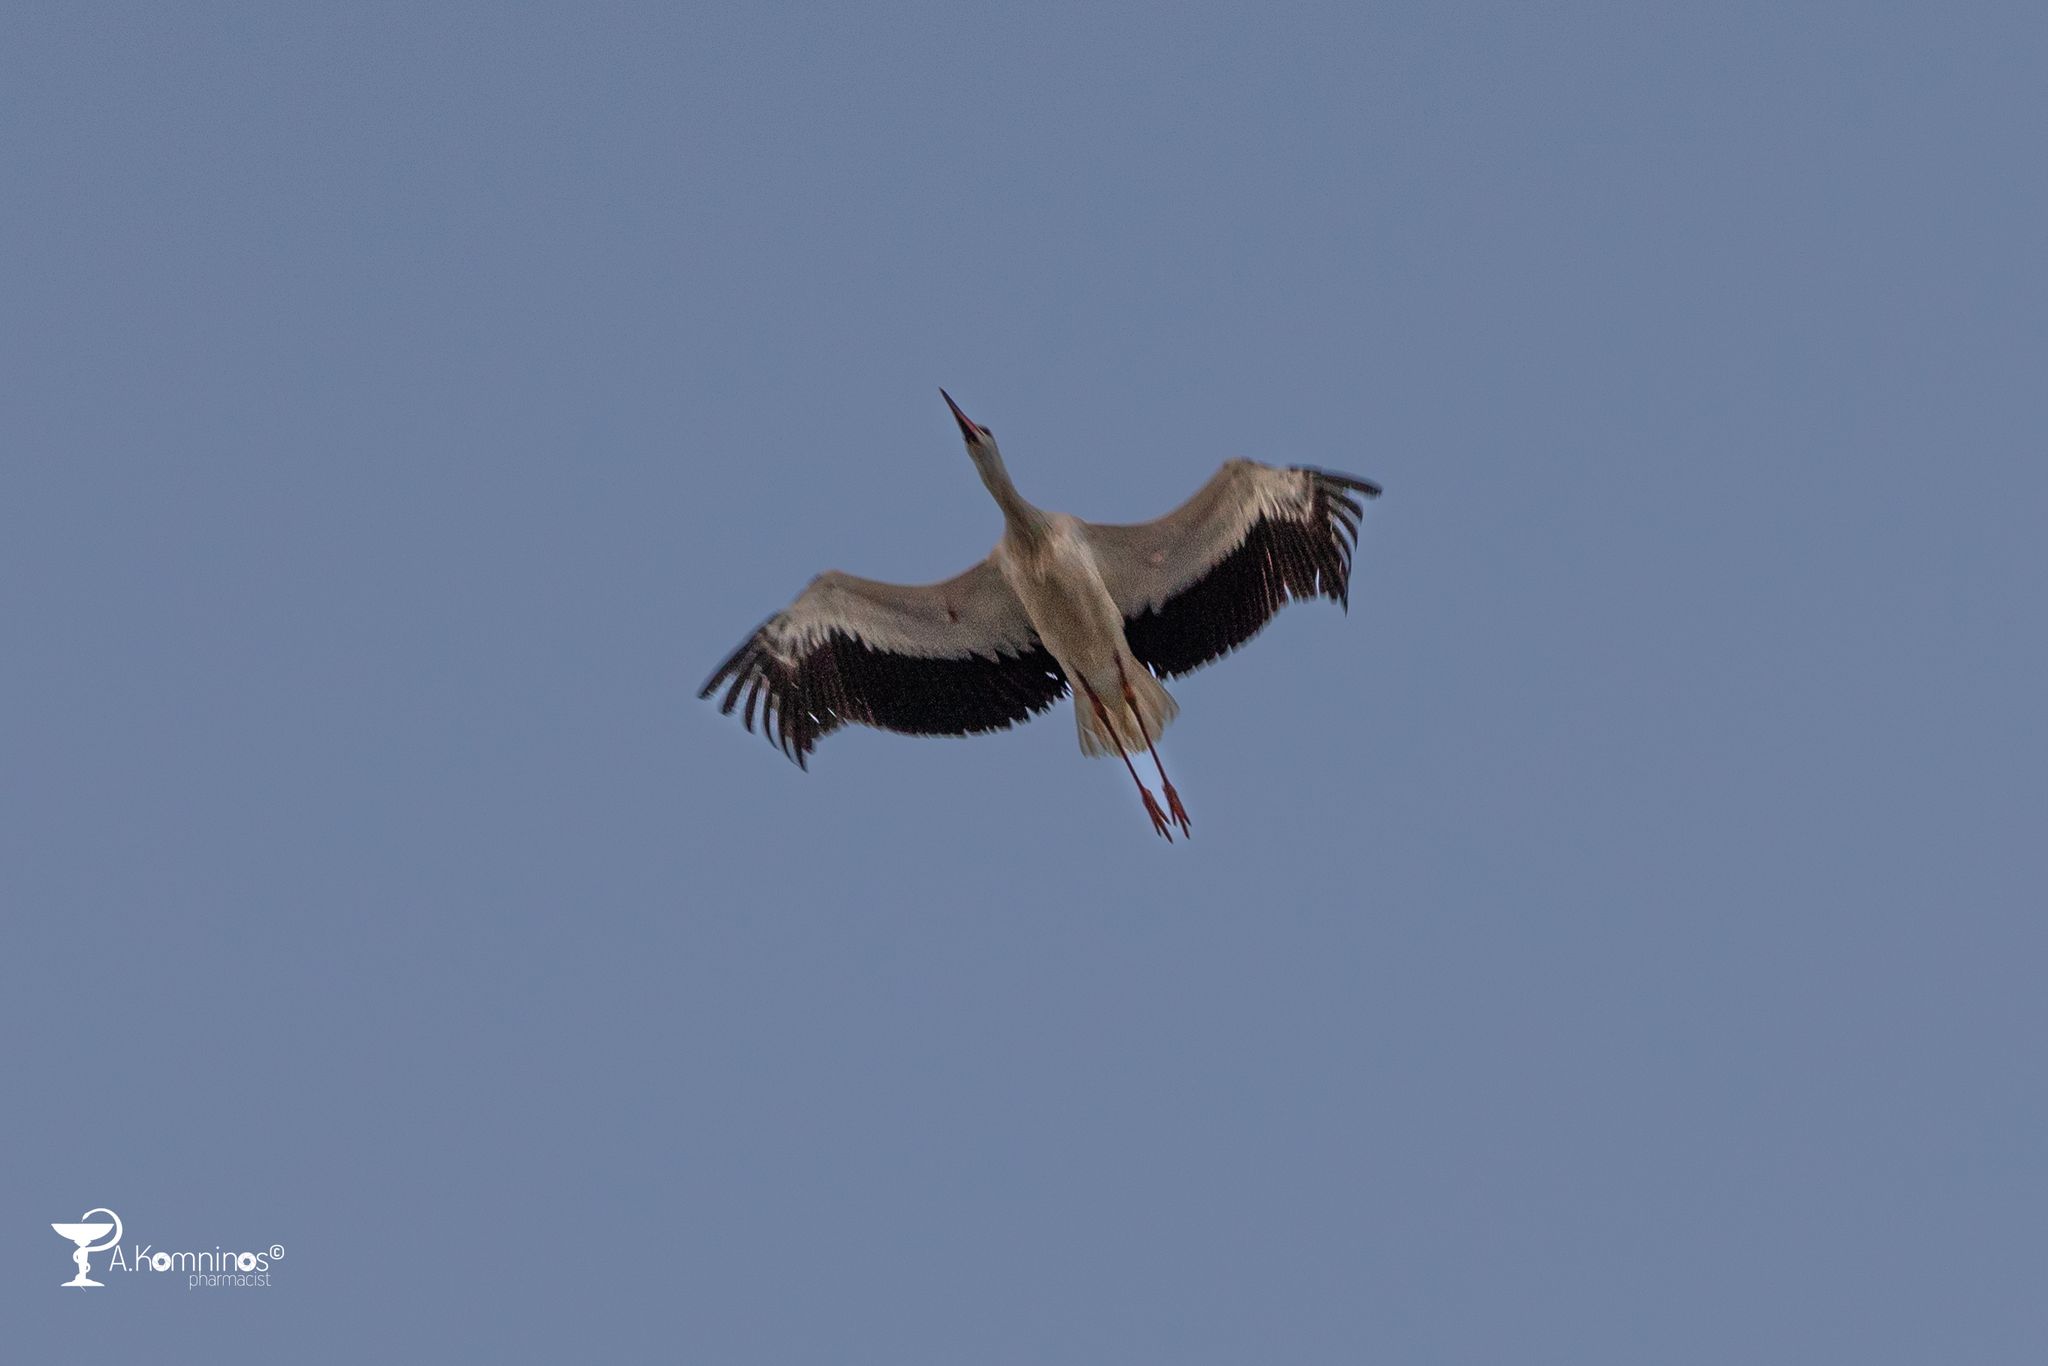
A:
[699, 391, 1381, 840]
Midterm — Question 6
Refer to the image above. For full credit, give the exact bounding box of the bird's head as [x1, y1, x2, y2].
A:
[943, 388, 1037, 525]
[940, 389, 997, 460]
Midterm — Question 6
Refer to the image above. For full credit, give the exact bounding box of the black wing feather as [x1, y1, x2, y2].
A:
[699, 627, 1069, 770]
[1122, 467, 1380, 679]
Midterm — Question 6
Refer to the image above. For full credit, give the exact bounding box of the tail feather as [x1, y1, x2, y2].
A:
[1077, 658, 1178, 757]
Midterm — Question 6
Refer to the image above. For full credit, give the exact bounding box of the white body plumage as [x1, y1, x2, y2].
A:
[993, 513, 1178, 757]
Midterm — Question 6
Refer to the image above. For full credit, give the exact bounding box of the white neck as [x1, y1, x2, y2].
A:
[974, 444, 1047, 543]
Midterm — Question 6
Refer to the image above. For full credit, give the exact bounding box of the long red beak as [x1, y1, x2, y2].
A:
[940, 388, 982, 442]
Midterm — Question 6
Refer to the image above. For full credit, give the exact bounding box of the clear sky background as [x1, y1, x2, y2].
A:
[6, 3, 2044, 1361]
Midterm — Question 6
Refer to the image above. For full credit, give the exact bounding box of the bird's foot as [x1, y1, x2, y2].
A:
[1162, 781, 1192, 837]
[1140, 787, 1174, 841]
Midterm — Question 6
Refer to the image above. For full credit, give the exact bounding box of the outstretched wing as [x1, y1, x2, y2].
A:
[1082, 460, 1381, 679]
[698, 560, 1069, 768]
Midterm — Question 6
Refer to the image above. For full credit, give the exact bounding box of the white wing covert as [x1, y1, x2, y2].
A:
[699, 562, 1069, 767]
[1082, 460, 1381, 679]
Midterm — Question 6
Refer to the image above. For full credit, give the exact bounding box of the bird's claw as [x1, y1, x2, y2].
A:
[1162, 782, 1192, 837]
[1140, 788, 1174, 841]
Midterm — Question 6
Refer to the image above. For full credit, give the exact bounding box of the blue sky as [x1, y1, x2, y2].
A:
[6, 4, 2045, 1361]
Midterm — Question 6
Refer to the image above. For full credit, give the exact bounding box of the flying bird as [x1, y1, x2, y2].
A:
[699, 391, 1381, 840]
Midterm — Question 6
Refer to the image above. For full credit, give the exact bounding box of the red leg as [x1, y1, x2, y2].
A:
[1117, 660, 1191, 837]
[1078, 678, 1173, 841]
